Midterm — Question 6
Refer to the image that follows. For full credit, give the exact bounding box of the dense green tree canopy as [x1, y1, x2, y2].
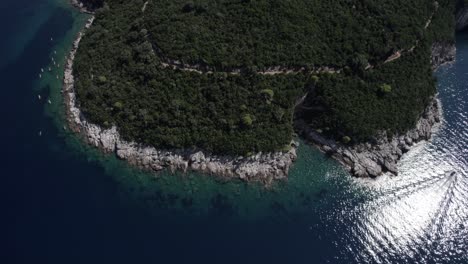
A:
[74, 0, 455, 154]
[145, 0, 438, 68]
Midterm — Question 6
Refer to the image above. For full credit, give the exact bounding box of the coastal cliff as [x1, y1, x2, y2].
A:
[297, 99, 441, 178]
[63, 18, 297, 185]
[296, 41, 454, 178]
[431, 41, 456, 68]
[65, 0, 461, 181]
[293, 2, 467, 178]
[71, 0, 102, 13]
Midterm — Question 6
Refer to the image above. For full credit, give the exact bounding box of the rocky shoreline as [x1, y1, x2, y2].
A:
[70, 0, 94, 14]
[296, 98, 442, 178]
[431, 41, 456, 69]
[296, 40, 456, 178]
[64, 1, 463, 182]
[294, 16, 465, 179]
[63, 17, 298, 185]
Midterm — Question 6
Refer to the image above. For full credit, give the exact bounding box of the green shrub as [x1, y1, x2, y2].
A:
[113, 101, 123, 109]
[241, 114, 253, 127]
[380, 84, 392, 94]
[342, 136, 352, 144]
[98, 75, 107, 84]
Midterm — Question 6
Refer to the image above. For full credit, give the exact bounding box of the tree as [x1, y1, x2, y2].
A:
[241, 114, 253, 127]
[98, 75, 107, 84]
[349, 54, 369, 71]
[260, 89, 274, 103]
[342, 136, 351, 144]
[114, 101, 123, 110]
[380, 84, 392, 94]
[311, 75, 319, 85]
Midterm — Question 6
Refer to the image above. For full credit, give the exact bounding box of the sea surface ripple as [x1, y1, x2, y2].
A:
[330, 33, 468, 263]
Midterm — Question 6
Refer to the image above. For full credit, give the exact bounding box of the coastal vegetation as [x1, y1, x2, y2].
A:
[74, 0, 455, 155]
[300, 43, 436, 141]
[146, 0, 435, 69]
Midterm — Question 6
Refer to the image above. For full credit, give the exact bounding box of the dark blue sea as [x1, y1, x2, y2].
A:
[1, 1, 467, 263]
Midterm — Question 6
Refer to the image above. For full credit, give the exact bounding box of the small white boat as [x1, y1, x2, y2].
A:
[54, 50, 57, 54]
[53, 61, 56, 65]
[48, 67, 51, 72]
[57, 64, 60, 67]
[56, 75, 59, 79]
[39, 74, 42, 78]
[38, 95, 41, 100]
[51, 37, 53, 41]
[48, 99, 52, 104]
[38, 131, 42, 136]
[41, 68, 44, 73]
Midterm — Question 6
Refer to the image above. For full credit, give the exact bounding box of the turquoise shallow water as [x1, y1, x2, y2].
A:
[1, 1, 467, 263]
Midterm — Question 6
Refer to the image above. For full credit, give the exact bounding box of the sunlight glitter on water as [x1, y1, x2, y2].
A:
[335, 36, 468, 263]
[344, 147, 468, 262]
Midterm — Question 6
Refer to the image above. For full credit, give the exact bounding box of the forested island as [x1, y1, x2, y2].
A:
[65, 0, 468, 182]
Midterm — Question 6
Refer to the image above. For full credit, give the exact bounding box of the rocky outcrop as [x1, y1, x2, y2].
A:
[296, 38, 450, 178]
[296, 23, 458, 179]
[297, 99, 441, 178]
[63, 17, 297, 185]
[66, 2, 457, 182]
[456, 0, 468, 31]
[431, 41, 456, 69]
[71, 0, 101, 14]
[431, 0, 466, 69]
